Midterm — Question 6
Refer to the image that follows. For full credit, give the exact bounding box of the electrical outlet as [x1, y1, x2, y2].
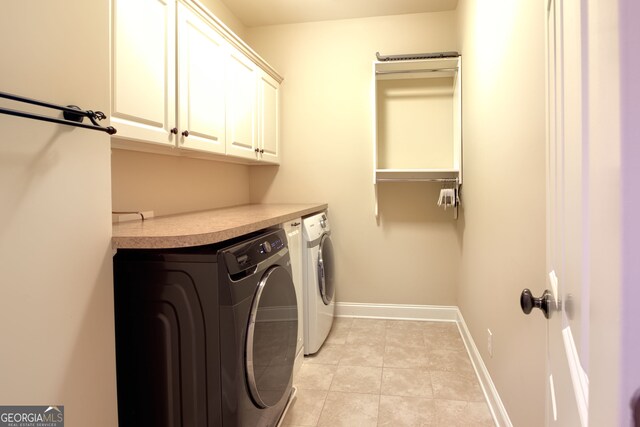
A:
[487, 329, 493, 358]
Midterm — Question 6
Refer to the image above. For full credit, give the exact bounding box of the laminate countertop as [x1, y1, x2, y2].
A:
[112, 203, 327, 249]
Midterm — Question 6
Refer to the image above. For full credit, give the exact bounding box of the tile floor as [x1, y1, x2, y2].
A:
[282, 317, 495, 427]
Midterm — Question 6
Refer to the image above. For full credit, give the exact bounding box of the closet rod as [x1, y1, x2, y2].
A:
[377, 178, 458, 183]
[375, 67, 458, 76]
[0, 91, 117, 135]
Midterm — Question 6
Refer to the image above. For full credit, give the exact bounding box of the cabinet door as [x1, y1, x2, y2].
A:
[111, 0, 176, 146]
[258, 71, 280, 164]
[226, 49, 258, 160]
[177, 3, 226, 154]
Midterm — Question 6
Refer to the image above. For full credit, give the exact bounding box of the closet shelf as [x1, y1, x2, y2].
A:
[375, 168, 459, 182]
[372, 52, 462, 220]
[375, 58, 459, 81]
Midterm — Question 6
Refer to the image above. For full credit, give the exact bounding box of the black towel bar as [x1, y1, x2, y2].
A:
[0, 91, 117, 135]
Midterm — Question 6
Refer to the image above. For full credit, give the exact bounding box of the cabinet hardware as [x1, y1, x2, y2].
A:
[182, 130, 189, 137]
[255, 148, 260, 153]
[259, 149, 264, 154]
[171, 127, 178, 134]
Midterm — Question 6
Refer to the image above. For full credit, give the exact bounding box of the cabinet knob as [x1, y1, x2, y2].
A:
[182, 130, 189, 137]
[259, 149, 264, 154]
[170, 127, 178, 134]
[255, 148, 260, 153]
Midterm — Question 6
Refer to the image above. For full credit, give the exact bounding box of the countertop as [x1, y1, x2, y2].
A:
[112, 203, 327, 249]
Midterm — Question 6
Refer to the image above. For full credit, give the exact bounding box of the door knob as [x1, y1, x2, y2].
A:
[520, 288, 551, 319]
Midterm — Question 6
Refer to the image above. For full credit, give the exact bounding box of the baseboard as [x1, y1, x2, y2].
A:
[334, 302, 511, 427]
[334, 302, 458, 321]
[456, 309, 513, 427]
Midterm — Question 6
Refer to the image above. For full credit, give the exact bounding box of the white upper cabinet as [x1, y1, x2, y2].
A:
[110, 0, 283, 163]
[111, 0, 176, 146]
[226, 63, 281, 164]
[225, 48, 258, 160]
[258, 71, 280, 164]
[177, 2, 226, 154]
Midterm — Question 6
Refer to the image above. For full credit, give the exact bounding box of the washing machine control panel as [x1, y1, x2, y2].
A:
[259, 241, 272, 254]
[258, 237, 284, 254]
[303, 211, 331, 241]
[224, 230, 287, 275]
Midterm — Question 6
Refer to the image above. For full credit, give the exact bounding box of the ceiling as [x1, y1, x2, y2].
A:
[219, 0, 459, 27]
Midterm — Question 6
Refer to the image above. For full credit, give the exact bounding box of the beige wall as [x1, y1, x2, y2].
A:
[111, 149, 251, 217]
[0, 1, 117, 424]
[246, 12, 461, 305]
[198, 0, 247, 37]
[456, 1, 547, 426]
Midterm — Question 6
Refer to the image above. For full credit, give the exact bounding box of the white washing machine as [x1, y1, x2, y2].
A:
[302, 211, 335, 355]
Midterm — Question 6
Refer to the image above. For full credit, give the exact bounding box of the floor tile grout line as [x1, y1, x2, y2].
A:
[299, 317, 492, 426]
[313, 390, 328, 427]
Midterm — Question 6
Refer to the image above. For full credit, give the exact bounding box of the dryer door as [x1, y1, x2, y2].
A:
[317, 234, 335, 305]
[246, 265, 297, 408]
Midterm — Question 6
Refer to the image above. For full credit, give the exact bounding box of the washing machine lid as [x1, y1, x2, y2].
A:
[317, 234, 335, 305]
[246, 265, 297, 409]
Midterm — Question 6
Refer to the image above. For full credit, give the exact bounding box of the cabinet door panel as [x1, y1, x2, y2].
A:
[226, 50, 257, 160]
[111, 0, 176, 146]
[259, 72, 280, 164]
[177, 4, 226, 154]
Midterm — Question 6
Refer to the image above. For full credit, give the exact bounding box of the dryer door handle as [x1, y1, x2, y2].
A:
[318, 258, 326, 298]
[317, 234, 335, 305]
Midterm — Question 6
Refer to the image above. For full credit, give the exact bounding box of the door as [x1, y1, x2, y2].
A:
[529, 0, 637, 424]
[246, 265, 297, 408]
[111, 0, 176, 146]
[258, 71, 280, 164]
[546, 0, 588, 425]
[177, 3, 227, 154]
[226, 48, 258, 160]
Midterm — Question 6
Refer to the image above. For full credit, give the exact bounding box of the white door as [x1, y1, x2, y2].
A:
[111, 0, 176, 146]
[258, 71, 280, 164]
[226, 48, 258, 160]
[177, 3, 226, 154]
[540, 1, 640, 424]
[544, 0, 589, 425]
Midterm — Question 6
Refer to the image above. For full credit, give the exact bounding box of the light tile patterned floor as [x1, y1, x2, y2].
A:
[282, 317, 495, 427]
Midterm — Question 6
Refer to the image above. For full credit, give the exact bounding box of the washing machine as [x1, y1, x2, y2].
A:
[302, 211, 335, 355]
[114, 228, 297, 427]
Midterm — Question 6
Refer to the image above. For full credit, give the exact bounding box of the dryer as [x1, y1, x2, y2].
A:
[302, 211, 335, 355]
[114, 229, 297, 427]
